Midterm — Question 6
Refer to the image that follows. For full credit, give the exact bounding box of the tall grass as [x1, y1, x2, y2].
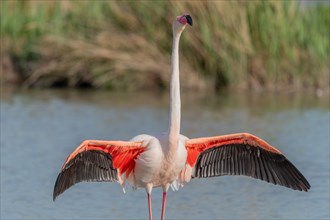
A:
[1, 0, 329, 91]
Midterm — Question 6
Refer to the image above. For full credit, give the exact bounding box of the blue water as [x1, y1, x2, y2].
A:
[1, 89, 329, 219]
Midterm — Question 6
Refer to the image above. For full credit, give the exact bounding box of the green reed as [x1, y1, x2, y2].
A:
[1, 0, 329, 90]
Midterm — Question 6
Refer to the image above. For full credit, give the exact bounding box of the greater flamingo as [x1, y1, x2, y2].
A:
[53, 14, 310, 220]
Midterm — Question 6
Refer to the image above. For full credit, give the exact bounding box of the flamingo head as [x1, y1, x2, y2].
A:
[173, 14, 193, 33]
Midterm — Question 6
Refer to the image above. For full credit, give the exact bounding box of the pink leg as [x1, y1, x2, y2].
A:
[161, 191, 167, 220]
[147, 193, 153, 220]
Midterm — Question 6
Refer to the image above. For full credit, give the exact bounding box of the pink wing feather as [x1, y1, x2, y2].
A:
[184, 133, 310, 191]
[54, 140, 144, 200]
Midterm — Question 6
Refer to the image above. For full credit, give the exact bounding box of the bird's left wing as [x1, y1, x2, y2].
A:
[53, 140, 144, 200]
[184, 133, 310, 191]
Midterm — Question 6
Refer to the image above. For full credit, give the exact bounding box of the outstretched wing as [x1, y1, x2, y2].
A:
[185, 133, 310, 191]
[53, 140, 144, 200]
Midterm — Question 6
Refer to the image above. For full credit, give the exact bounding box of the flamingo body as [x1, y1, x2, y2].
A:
[53, 14, 310, 220]
[126, 133, 187, 191]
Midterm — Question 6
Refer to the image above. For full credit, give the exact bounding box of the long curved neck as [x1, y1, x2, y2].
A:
[168, 30, 182, 151]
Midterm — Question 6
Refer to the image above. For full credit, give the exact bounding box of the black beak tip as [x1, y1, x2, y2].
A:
[185, 15, 193, 26]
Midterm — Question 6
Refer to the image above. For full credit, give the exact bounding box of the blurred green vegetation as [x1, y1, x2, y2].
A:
[1, 0, 329, 91]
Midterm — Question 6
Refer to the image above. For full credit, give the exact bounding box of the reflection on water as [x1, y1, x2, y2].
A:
[1, 88, 329, 219]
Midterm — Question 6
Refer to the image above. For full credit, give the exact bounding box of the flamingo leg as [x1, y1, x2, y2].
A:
[147, 192, 153, 220]
[161, 191, 167, 220]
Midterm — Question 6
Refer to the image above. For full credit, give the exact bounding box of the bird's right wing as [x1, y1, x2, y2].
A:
[183, 133, 310, 191]
[53, 140, 144, 200]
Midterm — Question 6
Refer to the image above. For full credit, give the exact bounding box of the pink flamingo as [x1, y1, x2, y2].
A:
[53, 14, 310, 220]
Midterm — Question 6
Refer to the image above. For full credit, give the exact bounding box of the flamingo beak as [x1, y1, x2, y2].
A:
[185, 15, 193, 26]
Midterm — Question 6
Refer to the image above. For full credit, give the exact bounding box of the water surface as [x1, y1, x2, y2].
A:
[1, 88, 329, 219]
